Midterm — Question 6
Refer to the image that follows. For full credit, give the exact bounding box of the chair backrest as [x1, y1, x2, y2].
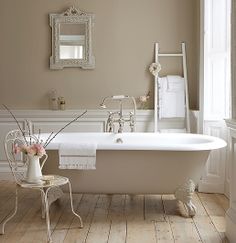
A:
[4, 130, 37, 183]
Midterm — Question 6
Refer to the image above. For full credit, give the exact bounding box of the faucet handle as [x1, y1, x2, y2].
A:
[129, 112, 135, 132]
[106, 111, 115, 132]
[118, 119, 125, 133]
[129, 112, 134, 120]
[107, 111, 115, 118]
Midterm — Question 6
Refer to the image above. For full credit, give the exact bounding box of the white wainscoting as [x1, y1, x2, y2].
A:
[0, 120, 25, 179]
[0, 109, 153, 179]
[0, 109, 199, 180]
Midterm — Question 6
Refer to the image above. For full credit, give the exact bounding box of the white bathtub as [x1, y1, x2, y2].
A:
[43, 132, 226, 216]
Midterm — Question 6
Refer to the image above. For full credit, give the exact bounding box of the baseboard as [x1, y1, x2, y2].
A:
[0, 172, 13, 180]
[198, 181, 225, 194]
[0, 162, 16, 180]
[0, 162, 11, 172]
[226, 208, 236, 242]
[225, 179, 230, 198]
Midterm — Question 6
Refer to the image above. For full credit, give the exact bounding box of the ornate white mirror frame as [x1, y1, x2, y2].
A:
[49, 6, 95, 69]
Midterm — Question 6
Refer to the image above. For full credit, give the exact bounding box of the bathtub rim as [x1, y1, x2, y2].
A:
[44, 132, 227, 151]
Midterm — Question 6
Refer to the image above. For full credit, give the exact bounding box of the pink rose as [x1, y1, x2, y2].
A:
[20, 145, 29, 154]
[16, 143, 46, 157]
[30, 144, 46, 157]
[13, 144, 21, 154]
[139, 95, 148, 103]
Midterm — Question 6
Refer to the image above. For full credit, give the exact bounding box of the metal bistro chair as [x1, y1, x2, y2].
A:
[1, 130, 83, 243]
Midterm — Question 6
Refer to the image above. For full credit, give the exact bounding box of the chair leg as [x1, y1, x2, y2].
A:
[41, 188, 52, 243]
[41, 190, 46, 219]
[1, 186, 19, 234]
[68, 181, 83, 228]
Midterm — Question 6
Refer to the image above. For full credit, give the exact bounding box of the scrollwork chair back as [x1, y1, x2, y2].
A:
[4, 129, 44, 184]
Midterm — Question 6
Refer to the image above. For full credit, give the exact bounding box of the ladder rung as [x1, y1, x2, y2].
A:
[158, 53, 183, 57]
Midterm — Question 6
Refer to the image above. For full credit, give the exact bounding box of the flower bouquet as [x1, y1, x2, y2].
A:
[138, 91, 151, 109]
[3, 104, 87, 183]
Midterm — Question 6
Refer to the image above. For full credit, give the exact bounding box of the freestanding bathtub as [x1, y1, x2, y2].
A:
[43, 132, 226, 216]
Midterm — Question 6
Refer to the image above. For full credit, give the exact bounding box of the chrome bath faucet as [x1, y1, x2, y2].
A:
[100, 95, 137, 133]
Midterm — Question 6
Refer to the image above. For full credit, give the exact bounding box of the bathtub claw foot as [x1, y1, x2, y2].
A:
[185, 201, 196, 217]
[174, 179, 196, 217]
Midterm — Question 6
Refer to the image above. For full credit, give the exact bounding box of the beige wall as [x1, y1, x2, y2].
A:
[0, 0, 199, 110]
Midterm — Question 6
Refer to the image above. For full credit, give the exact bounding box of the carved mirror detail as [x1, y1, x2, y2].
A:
[49, 6, 95, 69]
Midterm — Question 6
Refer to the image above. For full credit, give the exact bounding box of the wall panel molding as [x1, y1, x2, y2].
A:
[0, 109, 198, 180]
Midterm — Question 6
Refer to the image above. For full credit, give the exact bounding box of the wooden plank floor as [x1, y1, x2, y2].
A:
[0, 181, 229, 243]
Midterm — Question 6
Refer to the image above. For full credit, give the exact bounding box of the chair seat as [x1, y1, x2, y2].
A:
[18, 175, 69, 188]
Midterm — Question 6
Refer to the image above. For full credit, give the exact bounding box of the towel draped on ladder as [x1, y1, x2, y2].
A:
[158, 75, 186, 119]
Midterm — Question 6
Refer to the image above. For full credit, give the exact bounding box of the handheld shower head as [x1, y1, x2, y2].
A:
[99, 95, 133, 109]
[100, 103, 107, 109]
[111, 95, 126, 100]
[99, 96, 111, 109]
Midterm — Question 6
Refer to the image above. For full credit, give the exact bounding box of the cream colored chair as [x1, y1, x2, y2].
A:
[1, 130, 83, 243]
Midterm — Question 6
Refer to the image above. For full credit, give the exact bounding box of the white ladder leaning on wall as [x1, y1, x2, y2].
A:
[154, 42, 190, 133]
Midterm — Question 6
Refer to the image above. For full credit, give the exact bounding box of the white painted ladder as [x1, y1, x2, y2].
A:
[154, 42, 190, 133]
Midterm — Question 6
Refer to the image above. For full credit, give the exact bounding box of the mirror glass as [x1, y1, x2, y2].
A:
[59, 24, 85, 60]
[49, 6, 95, 69]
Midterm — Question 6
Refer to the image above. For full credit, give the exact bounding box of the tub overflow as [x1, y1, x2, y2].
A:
[116, 138, 123, 144]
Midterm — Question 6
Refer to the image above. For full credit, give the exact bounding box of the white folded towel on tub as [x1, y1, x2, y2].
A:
[59, 143, 97, 170]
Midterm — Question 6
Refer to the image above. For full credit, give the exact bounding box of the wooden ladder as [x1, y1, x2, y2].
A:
[154, 42, 190, 133]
